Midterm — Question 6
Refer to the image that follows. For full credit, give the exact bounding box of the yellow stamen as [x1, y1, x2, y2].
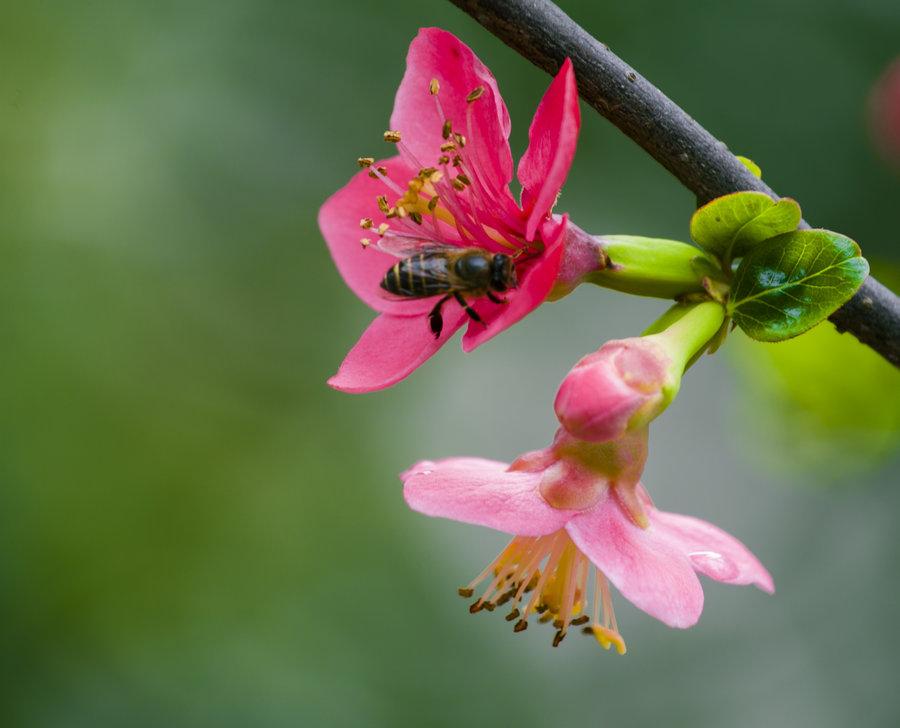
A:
[383, 130, 402, 143]
[359, 238, 371, 248]
[357, 157, 375, 168]
[459, 532, 627, 653]
[359, 218, 373, 229]
[588, 625, 627, 655]
[442, 119, 452, 140]
[429, 78, 440, 95]
[466, 86, 485, 102]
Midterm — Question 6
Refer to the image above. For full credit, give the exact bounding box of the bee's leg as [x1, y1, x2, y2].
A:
[486, 291, 507, 305]
[454, 292, 486, 328]
[428, 294, 452, 338]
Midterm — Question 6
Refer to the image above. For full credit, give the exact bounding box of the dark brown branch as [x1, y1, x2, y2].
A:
[449, 0, 900, 366]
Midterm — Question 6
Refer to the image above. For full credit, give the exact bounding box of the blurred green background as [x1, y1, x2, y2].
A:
[1, 1, 898, 726]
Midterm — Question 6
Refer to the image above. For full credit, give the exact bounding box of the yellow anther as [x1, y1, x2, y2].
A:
[454, 133, 466, 147]
[360, 238, 371, 248]
[438, 155, 450, 165]
[466, 85, 485, 102]
[377, 223, 389, 236]
[452, 177, 466, 191]
[456, 173, 471, 186]
[357, 157, 375, 168]
[427, 196, 440, 211]
[409, 211, 423, 225]
[383, 130, 402, 143]
[368, 165, 388, 179]
[429, 78, 440, 95]
[457, 587, 474, 598]
[440, 142, 456, 153]
[359, 218, 373, 229]
[588, 625, 627, 655]
[376, 195, 389, 214]
[418, 167, 438, 180]
[442, 119, 452, 140]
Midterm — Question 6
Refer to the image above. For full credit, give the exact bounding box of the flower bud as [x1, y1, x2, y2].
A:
[554, 338, 676, 442]
[555, 302, 725, 442]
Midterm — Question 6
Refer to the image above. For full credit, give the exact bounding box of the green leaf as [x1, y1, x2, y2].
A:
[729, 229, 869, 341]
[736, 155, 762, 178]
[690, 191, 801, 260]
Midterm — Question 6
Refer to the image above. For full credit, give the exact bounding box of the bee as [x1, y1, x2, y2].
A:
[377, 239, 518, 338]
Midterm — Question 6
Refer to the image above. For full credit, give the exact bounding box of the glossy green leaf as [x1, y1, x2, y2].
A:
[736, 155, 762, 178]
[690, 191, 801, 260]
[729, 229, 869, 341]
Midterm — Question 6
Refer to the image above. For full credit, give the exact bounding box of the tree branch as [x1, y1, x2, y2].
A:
[449, 0, 900, 366]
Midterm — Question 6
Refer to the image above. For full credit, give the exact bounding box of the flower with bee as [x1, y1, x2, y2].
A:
[319, 27, 580, 393]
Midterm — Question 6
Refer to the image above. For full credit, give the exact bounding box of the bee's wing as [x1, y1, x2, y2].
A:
[374, 236, 458, 258]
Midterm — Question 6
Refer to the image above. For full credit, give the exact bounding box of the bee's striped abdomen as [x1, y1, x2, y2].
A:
[381, 253, 451, 298]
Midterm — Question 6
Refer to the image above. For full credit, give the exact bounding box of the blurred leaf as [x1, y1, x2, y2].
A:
[736, 155, 762, 178]
[730, 322, 900, 477]
[729, 229, 868, 341]
[690, 191, 801, 260]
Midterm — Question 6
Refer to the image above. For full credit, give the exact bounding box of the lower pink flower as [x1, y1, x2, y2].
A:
[401, 431, 773, 652]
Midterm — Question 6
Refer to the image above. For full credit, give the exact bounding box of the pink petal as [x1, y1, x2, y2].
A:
[390, 28, 516, 206]
[566, 491, 705, 628]
[517, 59, 580, 241]
[651, 510, 775, 593]
[402, 457, 576, 536]
[319, 156, 435, 316]
[461, 215, 567, 352]
[328, 310, 466, 393]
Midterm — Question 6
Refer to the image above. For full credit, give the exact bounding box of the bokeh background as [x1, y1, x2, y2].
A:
[1, 1, 899, 726]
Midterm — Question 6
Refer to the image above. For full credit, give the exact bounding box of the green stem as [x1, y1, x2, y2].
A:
[651, 301, 726, 367]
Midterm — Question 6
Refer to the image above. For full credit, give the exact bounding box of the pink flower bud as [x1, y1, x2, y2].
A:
[554, 338, 676, 442]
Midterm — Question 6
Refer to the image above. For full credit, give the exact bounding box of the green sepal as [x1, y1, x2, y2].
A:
[690, 191, 801, 261]
[587, 235, 709, 299]
[728, 229, 869, 342]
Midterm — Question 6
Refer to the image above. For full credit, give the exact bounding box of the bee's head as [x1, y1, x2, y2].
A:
[490, 254, 517, 292]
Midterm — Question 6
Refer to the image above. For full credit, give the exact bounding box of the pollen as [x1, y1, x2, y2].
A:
[383, 130, 402, 143]
[466, 86, 485, 102]
[452, 177, 467, 191]
[453, 133, 466, 147]
[357, 157, 375, 168]
[359, 237, 371, 248]
[442, 119, 453, 140]
[359, 218, 373, 229]
[376, 223, 389, 236]
[429, 78, 440, 95]
[376, 195, 390, 214]
[456, 532, 627, 652]
[368, 165, 388, 179]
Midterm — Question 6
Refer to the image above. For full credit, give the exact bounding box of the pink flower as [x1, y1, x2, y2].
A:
[554, 302, 726, 442]
[320, 28, 580, 393]
[402, 428, 773, 652]
[555, 338, 676, 442]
